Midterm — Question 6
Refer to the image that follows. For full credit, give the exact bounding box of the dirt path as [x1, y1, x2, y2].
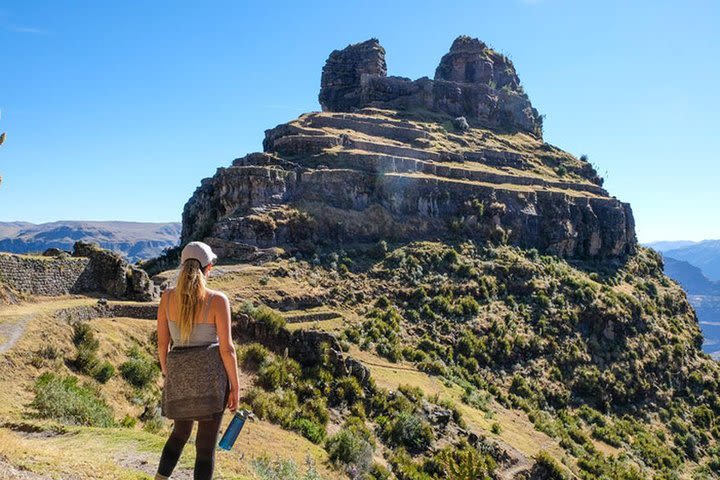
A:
[0, 459, 55, 480]
[115, 450, 194, 480]
[0, 313, 35, 354]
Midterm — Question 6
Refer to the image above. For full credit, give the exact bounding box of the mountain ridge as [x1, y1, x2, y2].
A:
[0, 220, 180, 262]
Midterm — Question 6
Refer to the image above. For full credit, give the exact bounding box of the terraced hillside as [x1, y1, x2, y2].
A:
[182, 37, 635, 260]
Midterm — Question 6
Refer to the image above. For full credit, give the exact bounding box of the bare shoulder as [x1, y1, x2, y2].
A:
[161, 287, 173, 302]
[208, 289, 230, 307]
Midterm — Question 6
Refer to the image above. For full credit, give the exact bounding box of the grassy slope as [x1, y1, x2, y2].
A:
[2, 242, 719, 479]
[0, 297, 331, 480]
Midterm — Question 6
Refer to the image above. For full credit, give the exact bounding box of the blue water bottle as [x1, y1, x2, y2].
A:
[218, 410, 254, 451]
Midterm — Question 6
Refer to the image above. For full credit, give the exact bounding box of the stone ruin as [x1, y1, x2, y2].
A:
[180, 36, 636, 260]
[0, 241, 158, 301]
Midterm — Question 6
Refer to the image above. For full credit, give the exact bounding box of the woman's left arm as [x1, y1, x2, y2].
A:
[157, 290, 171, 376]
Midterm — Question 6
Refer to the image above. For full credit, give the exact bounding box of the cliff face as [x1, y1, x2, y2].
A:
[182, 37, 636, 260]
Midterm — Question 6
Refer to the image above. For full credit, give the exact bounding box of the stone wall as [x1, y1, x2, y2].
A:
[54, 303, 158, 323]
[0, 244, 159, 301]
[0, 253, 91, 296]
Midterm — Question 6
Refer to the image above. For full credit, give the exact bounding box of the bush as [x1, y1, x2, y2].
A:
[74, 343, 99, 373]
[72, 322, 98, 349]
[258, 354, 301, 391]
[31, 372, 114, 427]
[382, 411, 434, 454]
[432, 442, 497, 479]
[326, 427, 374, 474]
[243, 303, 286, 334]
[329, 376, 364, 406]
[237, 342, 272, 372]
[299, 397, 330, 426]
[367, 463, 392, 480]
[531, 451, 567, 480]
[245, 388, 298, 425]
[252, 456, 325, 480]
[418, 358, 447, 376]
[290, 418, 326, 444]
[92, 361, 115, 383]
[120, 345, 159, 388]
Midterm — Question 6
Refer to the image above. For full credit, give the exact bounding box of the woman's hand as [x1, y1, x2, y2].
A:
[227, 385, 239, 412]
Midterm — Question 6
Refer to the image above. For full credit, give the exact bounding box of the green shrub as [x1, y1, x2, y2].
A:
[325, 427, 374, 473]
[120, 345, 159, 388]
[418, 358, 447, 376]
[258, 354, 301, 391]
[237, 342, 272, 372]
[74, 343, 99, 373]
[381, 410, 434, 454]
[531, 451, 567, 480]
[120, 414, 137, 428]
[252, 456, 325, 480]
[388, 449, 433, 480]
[92, 361, 115, 383]
[290, 418, 326, 444]
[245, 388, 298, 425]
[432, 442, 497, 479]
[367, 463, 392, 480]
[72, 322, 99, 349]
[329, 376, 364, 406]
[31, 372, 114, 427]
[491, 422, 502, 434]
[245, 304, 286, 334]
[299, 397, 330, 426]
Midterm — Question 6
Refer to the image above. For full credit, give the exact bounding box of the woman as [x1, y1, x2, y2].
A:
[155, 241, 240, 480]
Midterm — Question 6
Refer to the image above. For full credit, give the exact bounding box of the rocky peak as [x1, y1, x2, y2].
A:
[319, 35, 542, 136]
[435, 35, 520, 91]
[319, 38, 387, 112]
[181, 37, 636, 260]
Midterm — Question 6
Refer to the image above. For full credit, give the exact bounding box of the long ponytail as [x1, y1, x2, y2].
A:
[175, 258, 206, 344]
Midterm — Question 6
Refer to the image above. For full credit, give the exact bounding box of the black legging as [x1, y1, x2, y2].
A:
[157, 411, 223, 480]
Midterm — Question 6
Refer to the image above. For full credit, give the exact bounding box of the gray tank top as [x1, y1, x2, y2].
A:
[166, 289, 219, 347]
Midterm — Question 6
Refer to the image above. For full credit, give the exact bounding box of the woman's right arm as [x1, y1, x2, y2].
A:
[215, 292, 240, 411]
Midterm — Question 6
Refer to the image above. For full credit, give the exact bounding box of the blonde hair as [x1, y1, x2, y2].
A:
[174, 258, 207, 344]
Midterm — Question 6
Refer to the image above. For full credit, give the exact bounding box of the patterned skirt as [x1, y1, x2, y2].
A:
[161, 344, 229, 421]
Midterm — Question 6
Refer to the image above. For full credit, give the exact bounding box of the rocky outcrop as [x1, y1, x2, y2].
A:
[319, 36, 542, 136]
[181, 37, 637, 260]
[73, 241, 159, 301]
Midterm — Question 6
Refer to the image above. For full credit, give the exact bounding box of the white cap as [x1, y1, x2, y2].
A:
[180, 241, 218, 268]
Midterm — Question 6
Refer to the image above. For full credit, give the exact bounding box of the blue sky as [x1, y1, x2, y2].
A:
[0, 0, 718, 242]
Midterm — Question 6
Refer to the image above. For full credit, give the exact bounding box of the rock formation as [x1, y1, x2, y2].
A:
[73, 241, 158, 301]
[182, 36, 636, 259]
[319, 36, 543, 136]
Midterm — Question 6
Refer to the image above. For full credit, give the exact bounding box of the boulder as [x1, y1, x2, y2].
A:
[72, 241, 158, 300]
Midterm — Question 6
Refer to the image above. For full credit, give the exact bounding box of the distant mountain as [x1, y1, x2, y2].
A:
[646, 240, 698, 252]
[659, 254, 720, 359]
[659, 240, 720, 281]
[663, 256, 720, 296]
[0, 221, 181, 262]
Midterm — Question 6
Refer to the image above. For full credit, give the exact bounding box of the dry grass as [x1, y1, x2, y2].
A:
[0, 295, 336, 479]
